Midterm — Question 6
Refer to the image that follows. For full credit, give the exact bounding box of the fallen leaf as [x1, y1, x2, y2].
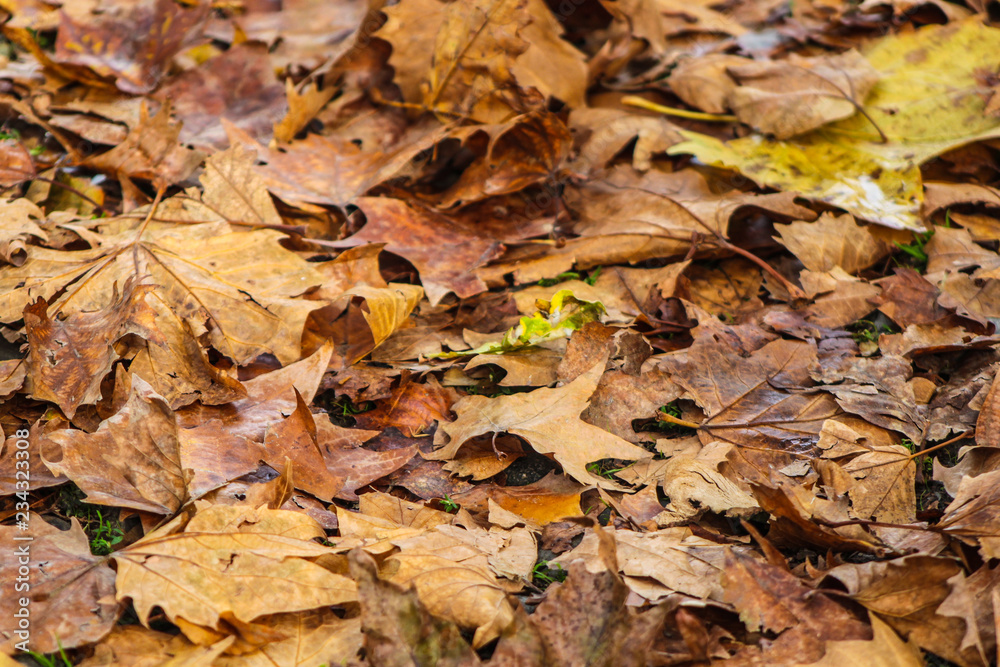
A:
[0, 516, 118, 654]
[24, 279, 158, 418]
[157, 42, 286, 151]
[430, 359, 652, 488]
[349, 548, 482, 666]
[726, 49, 880, 139]
[85, 101, 206, 188]
[657, 338, 841, 452]
[43, 375, 189, 515]
[53, 0, 208, 94]
[77, 625, 233, 666]
[775, 213, 891, 273]
[670, 20, 1000, 229]
[114, 504, 357, 631]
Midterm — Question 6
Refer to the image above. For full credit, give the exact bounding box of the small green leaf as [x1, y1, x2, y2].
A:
[429, 289, 606, 359]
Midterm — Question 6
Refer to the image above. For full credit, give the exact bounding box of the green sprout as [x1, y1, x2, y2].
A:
[88, 510, 124, 556]
[57, 486, 125, 556]
[532, 560, 567, 587]
[27, 641, 72, 666]
[584, 266, 602, 286]
[586, 460, 624, 480]
[894, 229, 935, 272]
[848, 319, 895, 344]
[538, 271, 580, 287]
[439, 495, 459, 513]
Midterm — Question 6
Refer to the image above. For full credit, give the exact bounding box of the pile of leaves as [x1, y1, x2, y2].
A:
[1, 0, 1000, 665]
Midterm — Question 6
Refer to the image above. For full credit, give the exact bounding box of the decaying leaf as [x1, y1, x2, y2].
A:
[671, 20, 1000, 229]
[0, 516, 118, 654]
[114, 504, 357, 631]
[430, 359, 652, 488]
[2, 0, 999, 662]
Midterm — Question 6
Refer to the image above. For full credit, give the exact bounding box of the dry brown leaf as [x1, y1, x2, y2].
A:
[53, 0, 208, 94]
[500, 525, 668, 666]
[658, 338, 841, 452]
[114, 504, 356, 631]
[800, 269, 882, 329]
[727, 50, 880, 139]
[157, 42, 286, 151]
[200, 142, 284, 228]
[926, 226, 1000, 275]
[583, 367, 682, 443]
[439, 111, 571, 208]
[77, 624, 233, 666]
[349, 548, 482, 666]
[554, 526, 740, 603]
[0, 139, 35, 188]
[382, 536, 516, 647]
[0, 419, 66, 495]
[430, 359, 652, 488]
[24, 279, 158, 418]
[683, 257, 764, 318]
[273, 79, 337, 145]
[660, 441, 759, 522]
[0, 198, 46, 267]
[939, 469, 1000, 559]
[85, 101, 206, 188]
[722, 548, 871, 662]
[263, 392, 345, 501]
[0, 516, 118, 654]
[43, 375, 188, 515]
[668, 55, 752, 114]
[568, 108, 682, 173]
[872, 268, 950, 328]
[825, 555, 987, 666]
[789, 615, 923, 667]
[213, 610, 363, 667]
[175, 343, 331, 443]
[450, 473, 584, 526]
[775, 212, 891, 273]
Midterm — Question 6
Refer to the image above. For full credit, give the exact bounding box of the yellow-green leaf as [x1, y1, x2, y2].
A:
[429, 289, 605, 358]
[669, 19, 1000, 231]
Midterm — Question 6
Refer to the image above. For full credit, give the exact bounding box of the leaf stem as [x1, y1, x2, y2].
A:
[657, 412, 702, 430]
[622, 96, 737, 122]
[846, 431, 973, 473]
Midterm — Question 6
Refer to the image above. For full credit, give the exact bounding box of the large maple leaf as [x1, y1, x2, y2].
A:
[429, 359, 652, 488]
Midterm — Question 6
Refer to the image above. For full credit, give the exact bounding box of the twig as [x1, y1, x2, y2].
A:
[846, 431, 974, 473]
